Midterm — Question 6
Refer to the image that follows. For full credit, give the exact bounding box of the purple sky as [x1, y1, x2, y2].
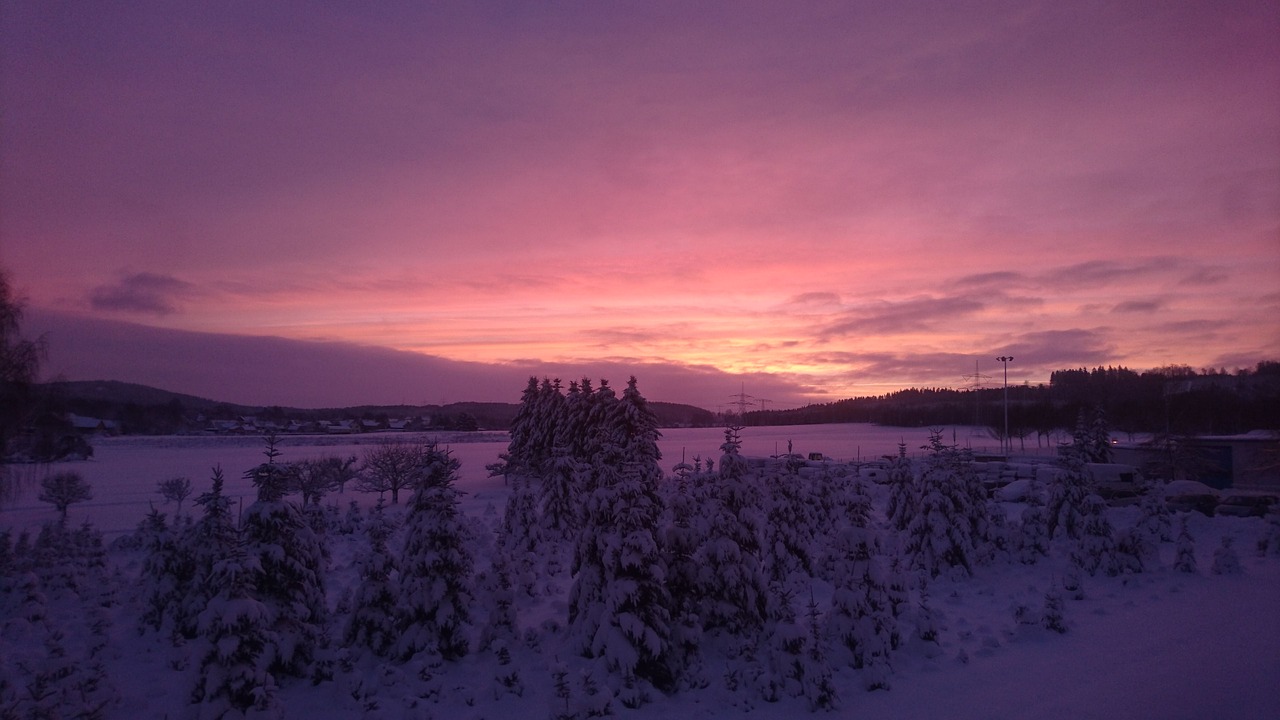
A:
[3, 1, 1278, 409]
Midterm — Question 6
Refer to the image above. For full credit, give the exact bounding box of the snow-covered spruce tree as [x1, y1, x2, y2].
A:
[754, 584, 806, 704]
[568, 436, 674, 692]
[501, 376, 543, 479]
[540, 378, 601, 538]
[1174, 517, 1197, 573]
[137, 506, 188, 633]
[521, 377, 567, 480]
[1069, 495, 1122, 576]
[1017, 476, 1050, 563]
[694, 425, 769, 634]
[1113, 527, 1150, 574]
[192, 531, 277, 718]
[339, 500, 364, 535]
[344, 499, 399, 657]
[1046, 446, 1092, 541]
[241, 436, 327, 678]
[613, 376, 664, 482]
[1211, 536, 1241, 575]
[1088, 407, 1114, 463]
[763, 464, 817, 582]
[904, 433, 976, 578]
[478, 551, 519, 655]
[826, 526, 896, 689]
[498, 472, 543, 590]
[801, 595, 839, 710]
[656, 472, 707, 672]
[542, 446, 586, 543]
[885, 443, 917, 532]
[1135, 476, 1172, 544]
[395, 442, 474, 661]
[961, 464, 998, 565]
[174, 466, 239, 639]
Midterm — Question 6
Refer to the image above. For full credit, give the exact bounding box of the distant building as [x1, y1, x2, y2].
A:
[1113, 431, 1279, 491]
[67, 414, 117, 435]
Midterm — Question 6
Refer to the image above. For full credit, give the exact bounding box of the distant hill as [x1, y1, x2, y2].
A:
[45, 380, 238, 412]
[37, 380, 716, 433]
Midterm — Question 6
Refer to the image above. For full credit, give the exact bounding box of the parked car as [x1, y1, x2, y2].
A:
[1214, 494, 1279, 518]
[1165, 480, 1220, 516]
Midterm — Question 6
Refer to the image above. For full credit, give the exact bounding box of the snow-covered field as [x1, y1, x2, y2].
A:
[0, 424, 1027, 537]
[2, 425, 1277, 720]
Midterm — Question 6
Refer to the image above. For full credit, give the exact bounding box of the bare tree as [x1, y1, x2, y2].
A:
[357, 441, 425, 504]
[293, 455, 358, 506]
[157, 476, 193, 517]
[38, 471, 93, 522]
[1, 268, 45, 507]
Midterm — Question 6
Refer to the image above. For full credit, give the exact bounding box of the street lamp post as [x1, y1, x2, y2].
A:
[996, 356, 1013, 456]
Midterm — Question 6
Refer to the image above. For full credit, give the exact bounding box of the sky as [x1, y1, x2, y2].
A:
[2, 1, 1278, 410]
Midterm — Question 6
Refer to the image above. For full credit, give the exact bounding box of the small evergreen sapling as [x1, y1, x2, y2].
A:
[884, 443, 917, 532]
[1174, 517, 1197, 573]
[1042, 590, 1067, 634]
[1018, 477, 1050, 563]
[1211, 536, 1241, 575]
[345, 499, 399, 657]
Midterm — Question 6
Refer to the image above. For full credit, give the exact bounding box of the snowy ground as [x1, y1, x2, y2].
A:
[3, 426, 1277, 720]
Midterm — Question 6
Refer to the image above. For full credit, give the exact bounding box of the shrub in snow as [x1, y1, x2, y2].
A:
[1112, 527, 1149, 575]
[547, 660, 616, 720]
[1174, 517, 1197, 573]
[345, 499, 399, 657]
[395, 443, 474, 661]
[1211, 536, 1241, 576]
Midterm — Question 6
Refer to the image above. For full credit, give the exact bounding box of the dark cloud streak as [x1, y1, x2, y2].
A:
[88, 272, 194, 316]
